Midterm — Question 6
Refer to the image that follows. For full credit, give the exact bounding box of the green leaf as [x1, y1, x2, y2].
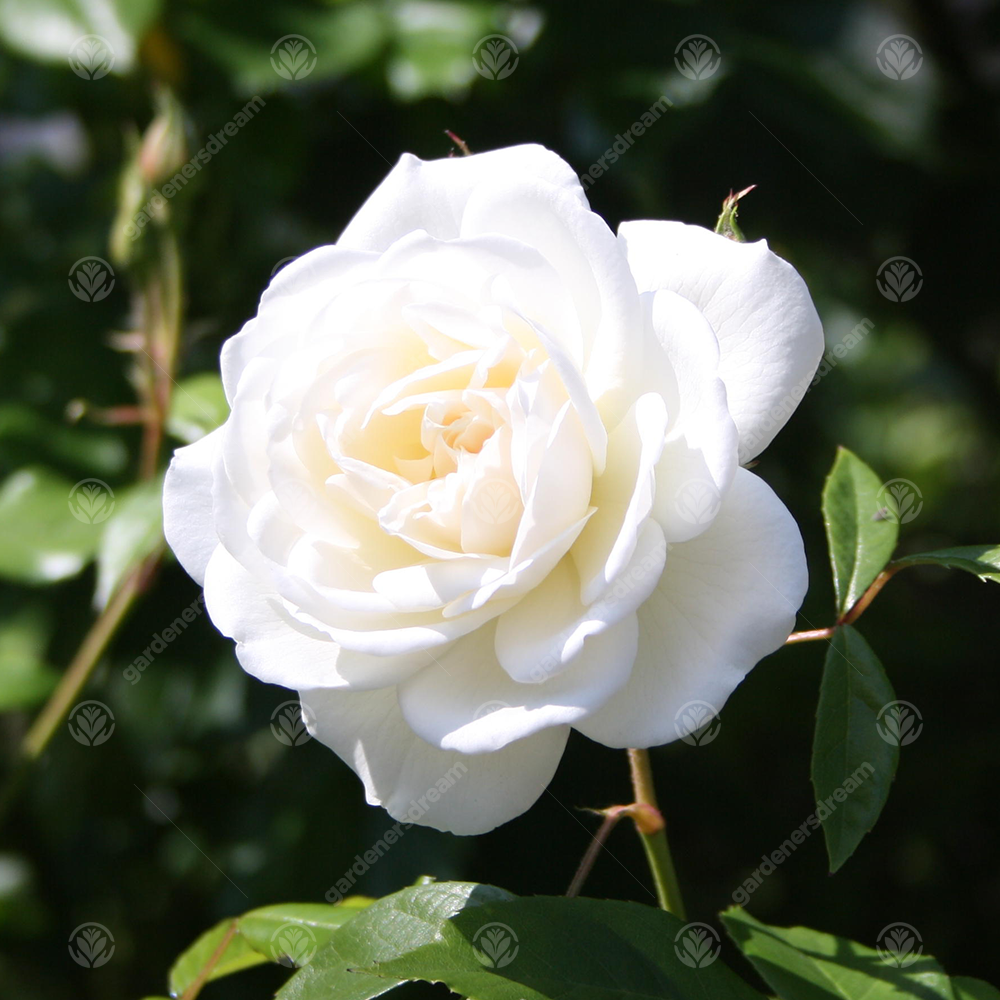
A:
[0, 403, 128, 476]
[168, 919, 265, 997]
[822, 447, 898, 615]
[811, 626, 898, 872]
[179, 5, 385, 95]
[0, 467, 104, 584]
[954, 978, 1000, 1000]
[0, 605, 58, 710]
[168, 899, 373, 997]
[166, 373, 230, 444]
[281, 882, 767, 1000]
[0, 0, 160, 73]
[237, 900, 374, 965]
[722, 907, 957, 1000]
[892, 545, 1000, 584]
[94, 476, 164, 609]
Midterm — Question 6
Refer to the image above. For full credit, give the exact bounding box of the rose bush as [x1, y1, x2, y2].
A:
[163, 144, 823, 834]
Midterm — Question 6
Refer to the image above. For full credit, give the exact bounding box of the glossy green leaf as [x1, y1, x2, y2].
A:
[166, 373, 229, 444]
[0, 467, 104, 584]
[237, 900, 374, 965]
[893, 545, 1000, 584]
[954, 978, 1000, 1000]
[94, 476, 164, 609]
[822, 447, 898, 615]
[0, 605, 58, 710]
[281, 882, 766, 1000]
[722, 907, 956, 1000]
[168, 898, 373, 997]
[811, 626, 898, 872]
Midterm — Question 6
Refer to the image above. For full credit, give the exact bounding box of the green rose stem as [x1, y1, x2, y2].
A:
[0, 548, 163, 824]
[0, 136, 185, 823]
[137, 224, 183, 479]
[786, 564, 902, 644]
[627, 748, 686, 918]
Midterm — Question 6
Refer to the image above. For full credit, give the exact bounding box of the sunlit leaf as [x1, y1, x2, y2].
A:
[822, 447, 898, 615]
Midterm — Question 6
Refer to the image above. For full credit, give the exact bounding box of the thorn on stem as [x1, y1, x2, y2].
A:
[445, 130, 472, 156]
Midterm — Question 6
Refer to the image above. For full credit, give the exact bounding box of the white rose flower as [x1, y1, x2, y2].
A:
[163, 144, 823, 834]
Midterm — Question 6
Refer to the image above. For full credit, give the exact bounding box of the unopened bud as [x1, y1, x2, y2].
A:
[138, 87, 187, 186]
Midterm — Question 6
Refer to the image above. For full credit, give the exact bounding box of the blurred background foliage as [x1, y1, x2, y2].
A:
[1, 0, 998, 996]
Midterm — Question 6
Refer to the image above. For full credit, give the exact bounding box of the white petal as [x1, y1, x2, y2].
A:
[301, 684, 570, 835]
[396, 616, 636, 753]
[221, 246, 377, 405]
[619, 221, 824, 462]
[495, 522, 662, 684]
[461, 176, 642, 429]
[337, 144, 588, 252]
[372, 556, 507, 612]
[509, 401, 592, 566]
[571, 393, 666, 607]
[643, 290, 739, 543]
[574, 468, 807, 748]
[203, 545, 429, 690]
[162, 427, 223, 585]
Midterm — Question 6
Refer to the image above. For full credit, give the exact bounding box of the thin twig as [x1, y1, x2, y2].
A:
[786, 563, 905, 644]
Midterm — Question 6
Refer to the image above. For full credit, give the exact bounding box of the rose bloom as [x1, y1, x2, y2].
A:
[164, 145, 822, 834]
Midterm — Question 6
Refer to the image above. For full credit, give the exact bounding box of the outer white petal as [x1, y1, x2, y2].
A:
[162, 426, 223, 585]
[203, 546, 429, 690]
[396, 609, 637, 754]
[300, 684, 570, 835]
[221, 246, 377, 405]
[619, 221, 824, 462]
[574, 468, 807, 749]
[337, 144, 588, 252]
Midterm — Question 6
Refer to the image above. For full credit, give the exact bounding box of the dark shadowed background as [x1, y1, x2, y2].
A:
[1, 0, 998, 996]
